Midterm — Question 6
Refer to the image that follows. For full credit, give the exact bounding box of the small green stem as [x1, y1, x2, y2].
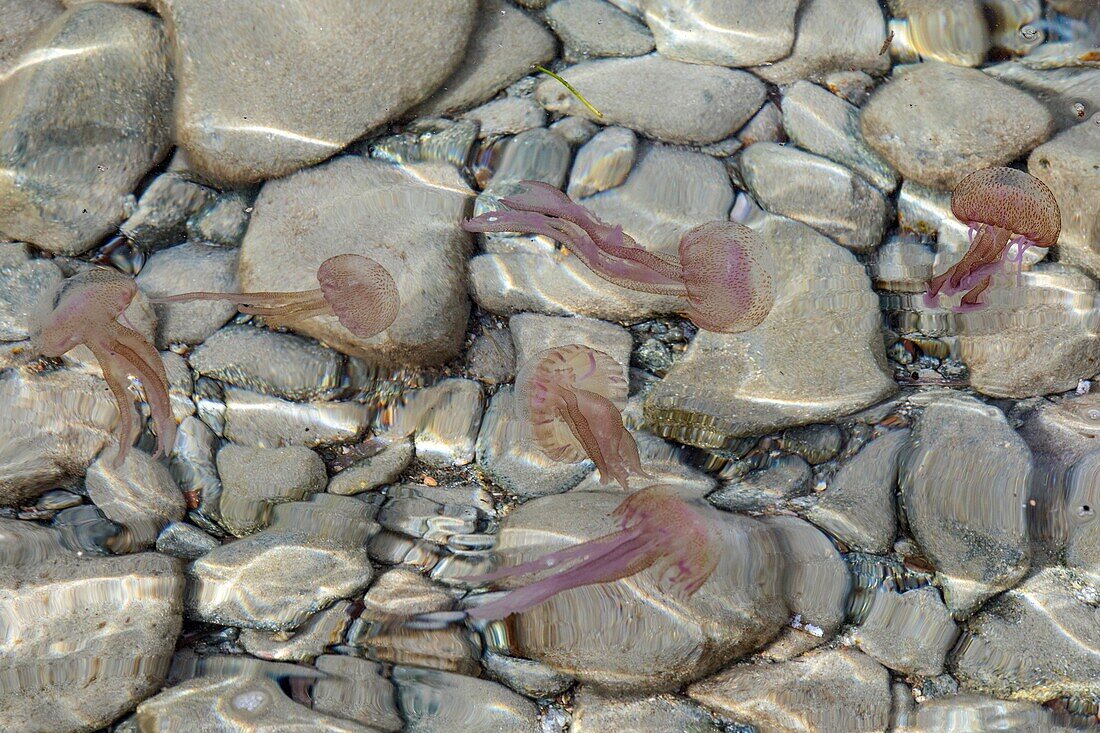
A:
[535, 65, 603, 118]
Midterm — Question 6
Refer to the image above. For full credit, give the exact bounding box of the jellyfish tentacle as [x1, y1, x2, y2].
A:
[88, 342, 141, 468]
[105, 326, 176, 457]
[460, 525, 646, 584]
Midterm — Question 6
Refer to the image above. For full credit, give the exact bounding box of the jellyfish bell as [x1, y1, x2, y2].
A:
[678, 221, 775, 333]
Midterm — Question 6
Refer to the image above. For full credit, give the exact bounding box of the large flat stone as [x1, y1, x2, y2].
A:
[155, 0, 477, 183]
[0, 4, 173, 253]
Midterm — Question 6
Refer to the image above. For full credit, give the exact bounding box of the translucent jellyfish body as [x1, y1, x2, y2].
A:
[516, 344, 647, 490]
[462, 181, 774, 333]
[154, 254, 399, 338]
[32, 269, 175, 466]
[925, 167, 1061, 312]
[463, 485, 720, 621]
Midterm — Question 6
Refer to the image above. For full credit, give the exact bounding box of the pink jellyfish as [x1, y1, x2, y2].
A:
[153, 254, 399, 338]
[462, 485, 720, 621]
[462, 181, 774, 333]
[31, 268, 175, 467]
[924, 167, 1061, 312]
[517, 344, 648, 490]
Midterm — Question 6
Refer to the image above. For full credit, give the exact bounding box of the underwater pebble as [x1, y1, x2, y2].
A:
[899, 394, 1031, 617]
[802, 429, 905, 554]
[348, 567, 480, 675]
[185, 191, 251, 248]
[642, 0, 799, 67]
[215, 444, 327, 537]
[952, 566, 1100, 702]
[221, 386, 371, 448]
[546, 0, 655, 59]
[462, 97, 547, 138]
[136, 672, 373, 733]
[376, 483, 492, 548]
[484, 651, 575, 700]
[872, 237, 935, 293]
[759, 515, 850, 660]
[238, 600, 353, 663]
[889, 0, 989, 67]
[735, 101, 785, 148]
[137, 242, 239, 347]
[327, 438, 414, 496]
[535, 54, 766, 145]
[824, 69, 877, 106]
[121, 172, 215, 250]
[380, 379, 484, 467]
[549, 115, 599, 145]
[186, 494, 376, 631]
[371, 118, 479, 170]
[739, 142, 891, 252]
[709, 454, 812, 512]
[190, 324, 346, 402]
[953, 264, 1100, 399]
[568, 126, 637, 200]
[85, 448, 185, 551]
[571, 686, 721, 733]
[489, 128, 573, 189]
[0, 243, 63, 342]
[393, 666, 541, 733]
[901, 694, 1070, 733]
[852, 586, 960, 676]
[484, 490, 788, 693]
[156, 520, 220, 561]
[861, 62, 1054, 190]
[417, 0, 554, 116]
[688, 647, 891, 733]
[1064, 452, 1100, 582]
[751, 0, 889, 85]
[645, 212, 895, 444]
[160, 0, 475, 183]
[238, 156, 473, 366]
[0, 3, 172, 254]
[782, 81, 899, 193]
[779, 423, 843, 465]
[466, 325, 517, 385]
[311, 654, 405, 731]
[0, 522, 183, 732]
[1029, 113, 1100, 279]
[0, 0, 64, 70]
[985, 61, 1100, 131]
[0, 369, 117, 506]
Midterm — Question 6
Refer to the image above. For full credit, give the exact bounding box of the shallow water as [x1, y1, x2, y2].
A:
[1, 0, 1099, 731]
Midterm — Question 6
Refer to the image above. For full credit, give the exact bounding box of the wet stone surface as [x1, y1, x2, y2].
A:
[0, 3, 173, 254]
[899, 394, 1031, 617]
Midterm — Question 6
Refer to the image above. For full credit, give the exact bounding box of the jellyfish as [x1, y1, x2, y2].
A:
[153, 254, 399, 338]
[924, 167, 1061, 312]
[462, 485, 720, 621]
[462, 181, 774, 333]
[31, 268, 175, 467]
[516, 344, 648, 490]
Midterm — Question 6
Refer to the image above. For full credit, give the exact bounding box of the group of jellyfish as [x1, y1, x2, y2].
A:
[26, 165, 1060, 620]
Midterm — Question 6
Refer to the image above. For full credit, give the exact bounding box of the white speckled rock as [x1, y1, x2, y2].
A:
[861, 62, 1054, 189]
[0, 0, 64, 72]
[154, 0, 477, 183]
[535, 54, 766, 145]
[416, 0, 555, 116]
[0, 4, 173, 253]
[238, 156, 473, 366]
